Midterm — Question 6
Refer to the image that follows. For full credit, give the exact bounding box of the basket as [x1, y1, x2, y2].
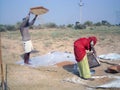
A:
[30, 6, 49, 15]
[87, 52, 100, 68]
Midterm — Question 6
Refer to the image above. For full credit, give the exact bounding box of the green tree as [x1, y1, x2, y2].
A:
[94, 22, 102, 26]
[67, 24, 74, 28]
[44, 22, 57, 28]
[6, 25, 16, 31]
[101, 20, 111, 26]
[84, 21, 93, 26]
[0, 24, 7, 32]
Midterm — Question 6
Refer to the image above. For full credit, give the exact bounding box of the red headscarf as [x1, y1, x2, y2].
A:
[88, 36, 97, 45]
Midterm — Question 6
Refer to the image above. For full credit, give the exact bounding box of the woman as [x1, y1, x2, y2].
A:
[74, 36, 97, 80]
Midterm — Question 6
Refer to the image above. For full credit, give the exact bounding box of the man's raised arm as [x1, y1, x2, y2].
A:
[20, 12, 30, 27]
[29, 15, 38, 26]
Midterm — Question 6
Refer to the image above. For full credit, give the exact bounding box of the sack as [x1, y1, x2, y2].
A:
[87, 52, 100, 68]
[30, 6, 49, 15]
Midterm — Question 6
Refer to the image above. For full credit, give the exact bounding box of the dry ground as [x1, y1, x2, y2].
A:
[0, 26, 120, 90]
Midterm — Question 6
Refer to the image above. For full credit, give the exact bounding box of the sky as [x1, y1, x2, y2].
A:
[0, 0, 120, 25]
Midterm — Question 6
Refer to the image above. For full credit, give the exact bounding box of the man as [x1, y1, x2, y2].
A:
[74, 36, 97, 80]
[20, 12, 38, 64]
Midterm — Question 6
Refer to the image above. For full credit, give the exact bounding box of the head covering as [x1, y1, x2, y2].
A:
[88, 36, 97, 45]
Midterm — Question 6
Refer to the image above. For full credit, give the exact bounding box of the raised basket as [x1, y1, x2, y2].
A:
[30, 6, 49, 15]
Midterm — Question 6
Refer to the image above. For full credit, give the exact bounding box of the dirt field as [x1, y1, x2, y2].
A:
[0, 26, 120, 90]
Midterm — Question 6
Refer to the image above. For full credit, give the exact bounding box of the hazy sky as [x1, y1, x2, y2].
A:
[0, 0, 120, 25]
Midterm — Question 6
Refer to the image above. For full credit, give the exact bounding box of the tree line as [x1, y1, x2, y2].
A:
[0, 20, 119, 32]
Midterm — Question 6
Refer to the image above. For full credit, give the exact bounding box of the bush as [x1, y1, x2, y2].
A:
[6, 25, 16, 31]
[74, 21, 86, 30]
[67, 24, 74, 28]
[0, 25, 7, 32]
[74, 24, 86, 29]
[84, 21, 93, 26]
[43, 23, 57, 28]
[0, 24, 17, 32]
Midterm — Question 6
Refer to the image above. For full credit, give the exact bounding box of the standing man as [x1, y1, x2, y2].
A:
[74, 36, 97, 80]
[20, 12, 38, 64]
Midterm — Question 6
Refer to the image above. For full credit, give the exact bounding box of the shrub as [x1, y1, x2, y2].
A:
[0, 25, 7, 32]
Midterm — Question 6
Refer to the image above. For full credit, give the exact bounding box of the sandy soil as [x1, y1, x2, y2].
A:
[0, 28, 120, 90]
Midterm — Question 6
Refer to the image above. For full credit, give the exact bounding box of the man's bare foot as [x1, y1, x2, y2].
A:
[24, 62, 32, 65]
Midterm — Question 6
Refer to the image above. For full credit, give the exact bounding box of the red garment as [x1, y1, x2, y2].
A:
[74, 36, 97, 62]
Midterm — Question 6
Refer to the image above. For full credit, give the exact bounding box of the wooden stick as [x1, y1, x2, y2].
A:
[99, 59, 118, 65]
[0, 32, 5, 90]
